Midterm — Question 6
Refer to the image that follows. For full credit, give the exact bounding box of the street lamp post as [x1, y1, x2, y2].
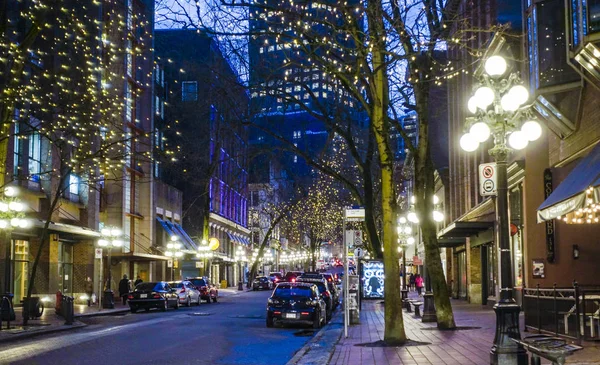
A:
[196, 239, 213, 278]
[235, 245, 247, 291]
[461, 54, 540, 365]
[98, 227, 124, 309]
[165, 237, 184, 281]
[397, 216, 415, 307]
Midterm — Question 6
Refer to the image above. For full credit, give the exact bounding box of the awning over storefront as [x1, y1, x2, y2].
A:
[226, 232, 250, 245]
[537, 143, 600, 222]
[438, 221, 494, 239]
[438, 237, 467, 248]
[156, 217, 197, 251]
[22, 220, 101, 239]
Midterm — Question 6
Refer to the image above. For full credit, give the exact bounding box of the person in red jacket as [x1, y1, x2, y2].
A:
[415, 274, 424, 296]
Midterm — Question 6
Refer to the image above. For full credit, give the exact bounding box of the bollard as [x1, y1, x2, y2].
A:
[64, 296, 74, 325]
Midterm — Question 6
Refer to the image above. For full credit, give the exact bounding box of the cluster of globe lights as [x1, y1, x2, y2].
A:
[460, 55, 542, 153]
[235, 245, 248, 262]
[165, 235, 184, 257]
[280, 251, 308, 264]
[196, 239, 214, 259]
[252, 248, 274, 263]
[403, 195, 445, 226]
[0, 187, 30, 229]
[98, 227, 124, 247]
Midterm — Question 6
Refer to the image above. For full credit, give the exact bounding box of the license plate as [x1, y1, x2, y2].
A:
[140, 294, 147, 298]
[284, 313, 297, 319]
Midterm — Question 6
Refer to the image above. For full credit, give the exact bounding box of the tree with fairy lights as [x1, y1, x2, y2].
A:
[1, 1, 156, 324]
[155, 0, 505, 340]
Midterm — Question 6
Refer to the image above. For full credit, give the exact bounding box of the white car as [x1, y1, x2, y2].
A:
[168, 280, 201, 306]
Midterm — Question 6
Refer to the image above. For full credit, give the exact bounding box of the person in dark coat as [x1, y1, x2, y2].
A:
[134, 275, 143, 287]
[85, 277, 94, 306]
[119, 275, 131, 305]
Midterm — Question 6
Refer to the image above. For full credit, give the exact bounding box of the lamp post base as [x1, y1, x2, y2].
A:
[421, 292, 437, 323]
[401, 289, 409, 310]
[102, 290, 114, 309]
[490, 301, 527, 365]
[238, 281, 244, 291]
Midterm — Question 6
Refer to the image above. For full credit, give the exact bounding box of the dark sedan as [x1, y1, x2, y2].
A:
[296, 276, 334, 321]
[266, 282, 326, 329]
[128, 282, 180, 313]
[252, 276, 273, 291]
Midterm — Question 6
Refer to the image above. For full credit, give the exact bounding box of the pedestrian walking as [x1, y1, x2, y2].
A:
[119, 275, 131, 305]
[85, 277, 94, 306]
[409, 273, 416, 291]
[415, 274, 424, 296]
[134, 275, 143, 287]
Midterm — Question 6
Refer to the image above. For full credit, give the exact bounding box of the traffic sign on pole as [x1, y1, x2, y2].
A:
[479, 162, 498, 196]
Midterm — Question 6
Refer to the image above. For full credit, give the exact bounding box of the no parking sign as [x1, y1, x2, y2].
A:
[479, 162, 497, 196]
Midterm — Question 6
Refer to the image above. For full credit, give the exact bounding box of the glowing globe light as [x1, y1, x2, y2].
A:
[10, 218, 20, 227]
[0, 220, 8, 229]
[4, 187, 18, 197]
[98, 239, 108, 247]
[508, 85, 529, 105]
[469, 122, 491, 143]
[433, 195, 440, 204]
[398, 216, 407, 224]
[521, 120, 542, 141]
[485, 55, 507, 76]
[508, 131, 529, 150]
[501, 93, 520, 112]
[433, 210, 444, 222]
[460, 133, 480, 152]
[0, 203, 8, 212]
[9, 202, 24, 212]
[112, 239, 124, 247]
[101, 228, 111, 236]
[407, 237, 415, 245]
[474, 86, 495, 109]
[404, 226, 412, 235]
[407, 212, 419, 224]
[467, 96, 478, 114]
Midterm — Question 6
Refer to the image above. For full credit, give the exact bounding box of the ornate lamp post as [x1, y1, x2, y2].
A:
[235, 245, 247, 291]
[397, 216, 415, 306]
[196, 239, 213, 277]
[461, 54, 540, 365]
[98, 227, 124, 309]
[165, 236, 183, 281]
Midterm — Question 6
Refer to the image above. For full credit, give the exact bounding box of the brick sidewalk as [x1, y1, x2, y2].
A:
[328, 294, 600, 365]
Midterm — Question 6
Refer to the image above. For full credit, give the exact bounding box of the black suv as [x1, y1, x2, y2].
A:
[252, 276, 273, 291]
[267, 282, 327, 329]
[296, 275, 334, 321]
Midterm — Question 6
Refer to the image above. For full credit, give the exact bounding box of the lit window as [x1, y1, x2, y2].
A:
[155, 96, 160, 115]
[182, 81, 198, 102]
[259, 47, 264, 54]
[28, 132, 41, 177]
[69, 175, 80, 195]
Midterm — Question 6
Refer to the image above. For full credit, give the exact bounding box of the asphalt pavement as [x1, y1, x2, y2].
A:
[0, 290, 319, 365]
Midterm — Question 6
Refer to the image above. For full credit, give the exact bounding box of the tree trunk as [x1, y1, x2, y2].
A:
[248, 211, 286, 284]
[413, 82, 456, 330]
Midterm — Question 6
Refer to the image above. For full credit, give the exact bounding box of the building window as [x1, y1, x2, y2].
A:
[69, 174, 80, 196]
[155, 96, 161, 116]
[509, 186, 524, 287]
[13, 123, 21, 176]
[126, 39, 133, 77]
[182, 81, 198, 102]
[125, 82, 133, 123]
[293, 155, 298, 163]
[28, 132, 41, 179]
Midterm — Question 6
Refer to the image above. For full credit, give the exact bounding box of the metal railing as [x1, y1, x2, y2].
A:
[523, 282, 600, 343]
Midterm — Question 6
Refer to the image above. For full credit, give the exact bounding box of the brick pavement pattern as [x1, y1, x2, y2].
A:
[329, 295, 600, 365]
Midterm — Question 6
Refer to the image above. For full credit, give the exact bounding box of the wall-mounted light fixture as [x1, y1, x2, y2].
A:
[573, 244, 580, 259]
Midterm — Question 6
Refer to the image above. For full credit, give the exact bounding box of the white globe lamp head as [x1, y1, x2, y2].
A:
[433, 210, 444, 222]
[469, 122, 491, 143]
[467, 96, 478, 114]
[407, 212, 419, 224]
[398, 216, 407, 224]
[407, 237, 415, 245]
[460, 133, 480, 152]
[110, 228, 122, 237]
[521, 120, 542, 141]
[404, 226, 412, 235]
[474, 86, 495, 109]
[501, 93, 520, 112]
[101, 228, 111, 236]
[485, 55, 507, 76]
[508, 131, 529, 150]
[112, 239, 124, 247]
[509, 85, 529, 105]
[98, 239, 108, 247]
[433, 195, 440, 204]
[4, 186, 18, 197]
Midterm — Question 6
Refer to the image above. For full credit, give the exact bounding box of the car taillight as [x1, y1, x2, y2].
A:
[274, 278, 278, 282]
[128, 294, 134, 300]
[153, 294, 161, 299]
[291, 278, 296, 283]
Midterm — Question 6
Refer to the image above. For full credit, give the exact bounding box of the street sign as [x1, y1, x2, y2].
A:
[354, 247, 365, 258]
[195, 261, 204, 269]
[479, 162, 497, 196]
[94, 248, 103, 259]
[345, 207, 365, 221]
[167, 259, 173, 268]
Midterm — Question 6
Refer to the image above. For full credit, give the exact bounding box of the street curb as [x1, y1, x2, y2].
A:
[0, 321, 87, 344]
[286, 309, 344, 365]
[74, 308, 130, 319]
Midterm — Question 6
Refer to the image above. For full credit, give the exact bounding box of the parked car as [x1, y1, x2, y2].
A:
[283, 271, 303, 282]
[188, 277, 218, 303]
[266, 282, 326, 329]
[168, 280, 201, 306]
[269, 272, 283, 284]
[296, 276, 334, 320]
[321, 273, 340, 308]
[252, 276, 273, 291]
[128, 282, 179, 313]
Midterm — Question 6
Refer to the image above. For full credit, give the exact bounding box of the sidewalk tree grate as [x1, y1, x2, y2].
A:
[228, 314, 264, 319]
[187, 312, 213, 316]
[355, 339, 431, 347]
[420, 326, 481, 331]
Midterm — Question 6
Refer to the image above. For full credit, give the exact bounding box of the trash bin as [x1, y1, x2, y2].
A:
[23, 296, 44, 319]
[0, 293, 15, 321]
[220, 280, 228, 289]
[103, 289, 114, 309]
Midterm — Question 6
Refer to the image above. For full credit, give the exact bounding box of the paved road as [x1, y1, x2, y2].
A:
[0, 290, 317, 365]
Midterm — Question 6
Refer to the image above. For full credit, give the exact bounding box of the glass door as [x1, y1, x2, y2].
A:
[12, 240, 29, 302]
[58, 242, 73, 294]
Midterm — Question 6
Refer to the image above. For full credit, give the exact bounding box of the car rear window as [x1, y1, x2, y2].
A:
[190, 279, 206, 287]
[274, 286, 312, 298]
[168, 282, 184, 288]
[135, 282, 160, 292]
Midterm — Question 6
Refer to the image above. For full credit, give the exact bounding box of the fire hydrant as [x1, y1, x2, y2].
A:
[55, 291, 63, 315]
